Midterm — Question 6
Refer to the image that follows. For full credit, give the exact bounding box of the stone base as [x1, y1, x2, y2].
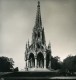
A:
[1, 71, 59, 79]
[27, 68, 51, 72]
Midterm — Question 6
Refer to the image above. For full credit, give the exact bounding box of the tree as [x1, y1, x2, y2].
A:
[62, 55, 76, 75]
[0, 56, 14, 72]
[51, 56, 62, 70]
[14, 67, 19, 72]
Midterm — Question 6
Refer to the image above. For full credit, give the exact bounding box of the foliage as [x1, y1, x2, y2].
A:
[62, 55, 76, 74]
[51, 56, 62, 70]
[0, 56, 14, 72]
[14, 67, 19, 72]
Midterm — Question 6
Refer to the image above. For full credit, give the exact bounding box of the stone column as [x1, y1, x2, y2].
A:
[25, 60, 27, 70]
[44, 58, 46, 68]
[49, 59, 51, 70]
[31, 59, 33, 67]
[44, 52, 46, 68]
[35, 56, 37, 68]
[27, 59, 29, 68]
[28, 60, 30, 68]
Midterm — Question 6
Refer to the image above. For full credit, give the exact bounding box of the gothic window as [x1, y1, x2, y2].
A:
[34, 32, 37, 38]
[41, 45, 43, 49]
[38, 32, 40, 38]
[37, 43, 40, 48]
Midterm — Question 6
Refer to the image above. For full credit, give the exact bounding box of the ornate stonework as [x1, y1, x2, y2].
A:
[25, 1, 51, 71]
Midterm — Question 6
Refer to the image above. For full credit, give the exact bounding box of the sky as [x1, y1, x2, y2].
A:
[0, 0, 76, 70]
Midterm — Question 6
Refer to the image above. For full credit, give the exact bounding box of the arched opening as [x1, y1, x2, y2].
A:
[37, 52, 44, 68]
[46, 53, 50, 68]
[29, 53, 35, 68]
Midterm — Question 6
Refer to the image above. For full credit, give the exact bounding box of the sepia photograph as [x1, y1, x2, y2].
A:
[0, 0, 76, 79]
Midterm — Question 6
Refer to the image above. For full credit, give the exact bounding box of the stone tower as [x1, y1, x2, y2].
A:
[25, 1, 51, 71]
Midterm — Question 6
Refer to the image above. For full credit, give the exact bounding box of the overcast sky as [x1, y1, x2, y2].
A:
[0, 0, 76, 70]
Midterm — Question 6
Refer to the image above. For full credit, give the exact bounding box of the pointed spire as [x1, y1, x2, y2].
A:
[25, 50, 27, 61]
[25, 43, 27, 61]
[42, 27, 46, 45]
[38, 1, 40, 7]
[48, 41, 51, 50]
[28, 39, 29, 48]
[26, 43, 27, 50]
[34, 1, 42, 28]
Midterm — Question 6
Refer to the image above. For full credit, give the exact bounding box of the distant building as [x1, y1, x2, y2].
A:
[25, 1, 51, 71]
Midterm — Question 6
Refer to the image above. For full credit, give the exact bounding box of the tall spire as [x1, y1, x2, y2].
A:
[34, 1, 42, 28]
[48, 42, 51, 50]
[42, 28, 46, 45]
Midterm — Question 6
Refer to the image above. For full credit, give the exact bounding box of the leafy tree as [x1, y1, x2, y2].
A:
[51, 56, 62, 70]
[0, 56, 14, 72]
[62, 55, 76, 74]
[14, 67, 19, 72]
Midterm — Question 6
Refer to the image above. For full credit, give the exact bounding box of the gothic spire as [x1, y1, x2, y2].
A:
[26, 43, 27, 50]
[34, 1, 42, 28]
[28, 39, 29, 48]
[48, 42, 51, 50]
[42, 27, 46, 45]
[25, 43, 27, 61]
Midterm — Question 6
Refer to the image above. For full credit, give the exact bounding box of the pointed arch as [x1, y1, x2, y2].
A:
[37, 52, 44, 68]
[29, 53, 35, 68]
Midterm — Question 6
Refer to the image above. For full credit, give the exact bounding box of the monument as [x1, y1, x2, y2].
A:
[25, 1, 52, 71]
